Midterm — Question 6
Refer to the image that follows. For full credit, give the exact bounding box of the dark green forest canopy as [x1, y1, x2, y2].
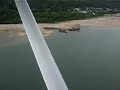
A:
[0, 0, 120, 24]
[1, 0, 120, 10]
[28, 0, 120, 8]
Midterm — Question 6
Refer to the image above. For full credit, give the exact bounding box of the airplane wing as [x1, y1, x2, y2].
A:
[14, 0, 68, 90]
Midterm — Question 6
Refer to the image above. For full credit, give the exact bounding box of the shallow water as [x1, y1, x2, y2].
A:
[0, 27, 120, 90]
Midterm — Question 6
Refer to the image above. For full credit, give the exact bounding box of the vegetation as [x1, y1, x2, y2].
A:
[0, 7, 104, 24]
[0, 7, 21, 24]
[33, 11, 104, 23]
[0, 0, 120, 24]
[28, 0, 120, 10]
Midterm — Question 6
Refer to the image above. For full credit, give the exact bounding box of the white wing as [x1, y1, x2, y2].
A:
[14, 0, 68, 90]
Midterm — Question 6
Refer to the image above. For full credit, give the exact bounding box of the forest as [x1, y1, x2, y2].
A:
[0, 0, 120, 23]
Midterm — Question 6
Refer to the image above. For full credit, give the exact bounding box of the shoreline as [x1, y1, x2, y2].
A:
[0, 14, 120, 37]
[0, 24, 53, 37]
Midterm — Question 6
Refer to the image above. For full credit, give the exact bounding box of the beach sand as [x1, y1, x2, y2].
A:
[0, 14, 120, 37]
[0, 24, 53, 37]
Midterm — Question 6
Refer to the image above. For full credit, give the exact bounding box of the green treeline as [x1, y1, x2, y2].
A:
[33, 11, 103, 23]
[0, 0, 120, 24]
[0, 7, 103, 24]
[0, 7, 21, 24]
[1, 0, 120, 10]
[28, 0, 120, 10]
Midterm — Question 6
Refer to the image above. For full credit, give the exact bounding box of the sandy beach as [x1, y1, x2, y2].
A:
[0, 24, 53, 37]
[40, 14, 120, 29]
[0, 14, 120, 37]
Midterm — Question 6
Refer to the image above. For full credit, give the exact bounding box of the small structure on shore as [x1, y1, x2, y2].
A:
[58, 29, 68, 33]
[42, 24, 80, 33]
[68, 24, 80, 32]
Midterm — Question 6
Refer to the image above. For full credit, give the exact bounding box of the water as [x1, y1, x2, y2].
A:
[0, 27, 120, 90]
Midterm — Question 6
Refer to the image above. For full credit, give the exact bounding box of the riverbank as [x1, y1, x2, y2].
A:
[0, 14, 120, 37]
[0, 24, 53, 37]
[41, 14, 120, 30]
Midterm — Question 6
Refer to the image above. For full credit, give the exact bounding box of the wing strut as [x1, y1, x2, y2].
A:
[14, 0, 68, 90]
